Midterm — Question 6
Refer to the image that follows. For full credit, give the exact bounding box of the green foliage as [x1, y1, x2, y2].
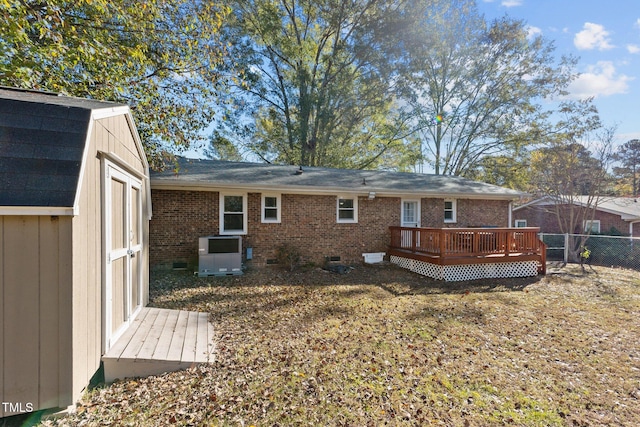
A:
[204, 132, 244, 161]
[0, 0, 230, 169]
[400, 0, 577, 176]
[220, 0, 417, 169]
[612, 139, 640, 196]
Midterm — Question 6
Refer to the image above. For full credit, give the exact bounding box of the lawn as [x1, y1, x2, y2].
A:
[46, 263, 640, 426]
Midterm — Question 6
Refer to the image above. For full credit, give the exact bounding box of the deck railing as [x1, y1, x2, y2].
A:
[389, 226, 545, 260]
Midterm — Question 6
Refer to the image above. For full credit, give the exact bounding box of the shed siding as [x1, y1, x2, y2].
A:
[70, 130, 101, 405]
[0, 215, 73, 417]
[95, 116, 145, 176]
[0, 219, 3, 418]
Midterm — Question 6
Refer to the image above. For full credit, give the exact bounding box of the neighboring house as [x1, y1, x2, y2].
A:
[150, 157, 526, 270]
[513, 196, 640, 237]
[0, 88, 152, 417]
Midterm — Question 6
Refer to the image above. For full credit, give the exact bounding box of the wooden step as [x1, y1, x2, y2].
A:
[102, 307, 215, 383]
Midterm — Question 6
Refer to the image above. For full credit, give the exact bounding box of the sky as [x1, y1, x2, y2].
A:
[477, 0, 640, 144]
[186, 0, 640, 160]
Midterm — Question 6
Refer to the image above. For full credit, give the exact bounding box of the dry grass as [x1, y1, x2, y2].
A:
[47, 263, 640, 426]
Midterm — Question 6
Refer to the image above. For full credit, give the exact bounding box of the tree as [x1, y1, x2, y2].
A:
[0, 0, 230, 169]
[468, 98, 603, 191]
[613, 139, 640, 196]
[204, 132, 244, 161]
[529, 124, 617, 262]
[219, 0, 420, 169]
[399, 0, 577, 176]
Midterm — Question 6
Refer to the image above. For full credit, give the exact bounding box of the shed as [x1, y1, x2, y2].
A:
[0, 87, 152, 417]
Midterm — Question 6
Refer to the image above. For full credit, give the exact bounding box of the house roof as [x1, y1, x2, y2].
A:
[151, 157, 525, 200]
[0, 87, 130, 214]
[514, 195, 640, 221]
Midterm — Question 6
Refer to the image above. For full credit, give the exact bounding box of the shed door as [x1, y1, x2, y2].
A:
[104, 161, 143, 351]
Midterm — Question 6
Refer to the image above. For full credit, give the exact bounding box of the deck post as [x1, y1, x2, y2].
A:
[412, 228, 417, 253]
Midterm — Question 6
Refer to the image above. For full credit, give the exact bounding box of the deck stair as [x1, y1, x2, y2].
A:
[102, 307, 215, 382]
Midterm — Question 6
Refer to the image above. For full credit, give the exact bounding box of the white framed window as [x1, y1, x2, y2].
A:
[219, 193, 247, 234]
[515, 219, 527, 228]
[444, 199, 457, 223]
[584, 219, 601, 234]
[337, 196, 358, 223]
[261, 194, 281, 223]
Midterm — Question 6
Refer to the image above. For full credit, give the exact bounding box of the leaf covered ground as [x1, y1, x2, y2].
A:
[46, 263, 640, 426]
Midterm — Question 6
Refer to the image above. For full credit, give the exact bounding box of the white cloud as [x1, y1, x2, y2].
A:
[526, 25, 542, 39]
[574, 23, 615, 50]
[628, 44, 640, 54]
[636, 18, 640, 28]
[501, 0, 523, 6]
[567, 61, 633, 99]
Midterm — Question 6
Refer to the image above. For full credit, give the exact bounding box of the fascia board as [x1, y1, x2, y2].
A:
[0, 206, 75, 216]
[512, 196, 553, 211]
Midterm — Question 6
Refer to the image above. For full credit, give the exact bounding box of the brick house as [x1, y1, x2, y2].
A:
[150, 158, 525, 270]
[513, 196, 640, 237]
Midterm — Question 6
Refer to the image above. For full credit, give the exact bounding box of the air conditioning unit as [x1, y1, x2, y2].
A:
[198, 236, 243, 277]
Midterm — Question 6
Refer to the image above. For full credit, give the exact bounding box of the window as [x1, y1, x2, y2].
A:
[337, 196, 358, 223]
[515, 219, 527, 228]
[261, 194, 281, 223]
[444, 199, 457, 223]
[219, 193, 247, 234]
[584, 220, 601, 234]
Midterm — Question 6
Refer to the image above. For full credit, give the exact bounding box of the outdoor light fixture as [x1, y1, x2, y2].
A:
[368, 192, 376, 199]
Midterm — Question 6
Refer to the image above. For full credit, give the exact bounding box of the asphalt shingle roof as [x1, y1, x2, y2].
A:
[515, 195, 640, 220]
[0, 87, 126, 207]
[151, 157, 524, 199]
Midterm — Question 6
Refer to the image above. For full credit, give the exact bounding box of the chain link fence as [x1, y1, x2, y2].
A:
[540, 233, 640, 271]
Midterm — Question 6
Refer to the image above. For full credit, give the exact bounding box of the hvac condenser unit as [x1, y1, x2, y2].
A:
[198, 236, 243, 277]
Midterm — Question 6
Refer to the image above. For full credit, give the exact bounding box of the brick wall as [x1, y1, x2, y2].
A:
[514, 204, 635, 236]
[150, 189, 512, 269]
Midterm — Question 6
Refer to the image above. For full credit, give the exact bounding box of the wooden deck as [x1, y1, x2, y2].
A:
[388, 227, 546, 281]
[102, 307, 215, 382]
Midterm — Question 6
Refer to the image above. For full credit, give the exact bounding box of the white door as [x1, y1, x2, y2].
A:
[104, 161, 143, 351]
[402, 200, 420, 228]
[401, 200, 420, 248]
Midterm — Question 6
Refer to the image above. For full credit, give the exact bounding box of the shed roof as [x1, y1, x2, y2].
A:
[0, 87, 128, 211]
[151, 157, 524, 200]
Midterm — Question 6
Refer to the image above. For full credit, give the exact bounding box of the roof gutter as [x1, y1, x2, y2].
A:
[150, 180, 522, 201]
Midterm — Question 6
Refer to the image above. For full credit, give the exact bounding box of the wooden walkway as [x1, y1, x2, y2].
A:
[102, 307, 215, 383]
